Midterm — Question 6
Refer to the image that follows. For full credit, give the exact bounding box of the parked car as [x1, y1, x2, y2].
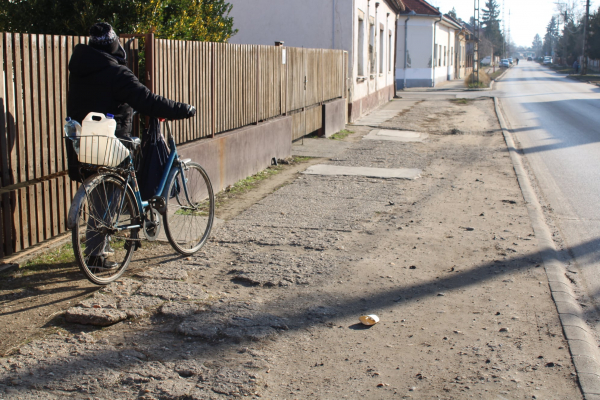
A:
[480, 56, 492, 66]
[508, 57, 513, 64]
[500, 59, 510, 68]
[527, 56, 533, 61]
[543, 56, 552, 64]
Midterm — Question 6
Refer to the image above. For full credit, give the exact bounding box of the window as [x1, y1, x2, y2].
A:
[379, 27, 384, 73]
[369, 19, 375, 74]
[389, 32, 393, 72]
[444, 46, 446, 66]
[439, 45, 442, 66]
[358, 13, 365, 76]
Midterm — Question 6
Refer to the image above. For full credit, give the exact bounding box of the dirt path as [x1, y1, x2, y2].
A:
[0, 98, 582, 399]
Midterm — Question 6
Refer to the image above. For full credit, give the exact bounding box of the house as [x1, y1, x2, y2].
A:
[453, 19, 473, 80]
[226, 0, 404, 122]
[395, 0, 462, 89]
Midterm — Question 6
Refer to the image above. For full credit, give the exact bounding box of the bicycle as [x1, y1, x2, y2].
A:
[65, 119, 215, 285]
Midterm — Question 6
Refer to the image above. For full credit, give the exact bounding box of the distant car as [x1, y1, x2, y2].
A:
[499, 59, 510, 68]
[543, 56, 552, 64]
[508, 57, 513, 64]
[527, 56, 533, 61]
[480, 56, 492, 66]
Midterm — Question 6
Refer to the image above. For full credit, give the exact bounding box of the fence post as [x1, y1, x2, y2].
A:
[144, 33, 154, 92]
[255, 46, 260, 124]
[211, 42, 215, 138]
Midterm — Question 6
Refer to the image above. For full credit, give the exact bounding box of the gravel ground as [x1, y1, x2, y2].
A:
[0, 97, 582, 399]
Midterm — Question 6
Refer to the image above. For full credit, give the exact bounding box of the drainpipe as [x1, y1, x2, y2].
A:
[432, 13, 442, 87]
[447, 25, 451, 81]
[375, 2, 380, 92]
[332, 0, 336, 49]
[367, 0, 370, 96]
[403, 12, 414, 90]
[393, 14, 400, 96]
[386, 12, 390, 88]
[349, 0, 355, 116]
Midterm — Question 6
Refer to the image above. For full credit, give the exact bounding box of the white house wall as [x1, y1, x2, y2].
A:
[395, 17, 434, 88]
[351, 0, 396, 105]
[433, 23, 456, 84]
[395, 17, 457, 89]
[228, 0, 353, 53]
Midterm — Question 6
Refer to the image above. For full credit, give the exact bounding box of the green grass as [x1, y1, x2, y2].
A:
[292, 156, 312, 163]
[330, 129, 354, 140]
[227, 168, 281, 195]
[487, 69, 504, 81]
[15, 243, 77, 277]
[467, 81, 488, 88]
[450, 98, 473, 105]
[174, 206, 210, 216]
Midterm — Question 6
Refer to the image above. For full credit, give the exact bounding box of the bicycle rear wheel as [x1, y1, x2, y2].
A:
[71, 174, 139, 285]
[163, 162, 214, 255]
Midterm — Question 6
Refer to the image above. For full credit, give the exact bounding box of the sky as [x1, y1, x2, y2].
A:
[427, 0, 597, 47]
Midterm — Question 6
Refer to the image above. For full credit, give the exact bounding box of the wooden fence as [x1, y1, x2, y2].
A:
[0, 32, 347, 258]
[151, 39, 347, 143]
[575, 56, 600, 73]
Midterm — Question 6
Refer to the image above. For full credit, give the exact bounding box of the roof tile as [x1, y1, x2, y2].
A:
[401, 0, 441, 16]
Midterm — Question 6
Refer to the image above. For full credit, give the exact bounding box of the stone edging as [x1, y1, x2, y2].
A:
[493, 96, 600, 400]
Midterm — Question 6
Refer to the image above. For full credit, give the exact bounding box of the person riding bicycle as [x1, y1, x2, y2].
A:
[67, 22, 196, 269]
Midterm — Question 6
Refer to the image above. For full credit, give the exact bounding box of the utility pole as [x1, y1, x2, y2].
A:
[473, 0, 480, 85]
[502, 0, 506, 58]
[508, 10, 511, 58]
[582, 0, 590, 75]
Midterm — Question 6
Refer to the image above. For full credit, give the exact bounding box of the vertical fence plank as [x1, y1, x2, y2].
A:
[22, 34, 38, 246]
[52, 36, 65, 234]
[39, 36, 50, 241]
[0, 33, 10, 256]
[47, 35, 58, 236]
[30, 34, 44, 244]
[5, 33, 21, 252]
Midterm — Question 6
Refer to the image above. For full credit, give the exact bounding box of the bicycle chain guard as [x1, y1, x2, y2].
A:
[149, 195, 167, 214]
[143, 206, 162, 241]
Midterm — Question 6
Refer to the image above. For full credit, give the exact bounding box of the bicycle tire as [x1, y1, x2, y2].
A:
[163, 162, 214, 255]
[70, 173, 139, 285]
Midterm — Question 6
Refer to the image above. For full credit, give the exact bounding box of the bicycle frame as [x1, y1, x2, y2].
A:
[113, 120, 193, 232]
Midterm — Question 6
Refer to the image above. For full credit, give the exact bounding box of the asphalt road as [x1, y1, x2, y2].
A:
[497, 62, 600, 310]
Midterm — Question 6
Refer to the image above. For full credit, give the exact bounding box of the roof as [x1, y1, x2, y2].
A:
[400, 0, 441, 16]
[442, 14, 462, 29]
[444, 13, 461, 25]
[383, 0, 406, 13]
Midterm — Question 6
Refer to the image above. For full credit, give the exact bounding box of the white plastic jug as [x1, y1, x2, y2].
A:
[81, 112, 117, 137]
[78, 112, 130, 167]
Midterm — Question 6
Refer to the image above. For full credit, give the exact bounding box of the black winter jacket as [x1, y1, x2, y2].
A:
[66, 44, 190, 180]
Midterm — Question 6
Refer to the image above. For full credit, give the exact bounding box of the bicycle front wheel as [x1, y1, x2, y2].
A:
[71, 173, 139, 285]
[163, 162, 214, 255]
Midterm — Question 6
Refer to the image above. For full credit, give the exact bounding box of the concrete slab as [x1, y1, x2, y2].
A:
[352, 111, 400, 126]
[363, 129, 428, 142]
[292, 137, 352, 158]
[302, 164, 421, 180]
[352, 100, 410, 127]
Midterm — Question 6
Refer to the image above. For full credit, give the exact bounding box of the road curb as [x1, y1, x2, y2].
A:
[494, 96, 600, 400]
